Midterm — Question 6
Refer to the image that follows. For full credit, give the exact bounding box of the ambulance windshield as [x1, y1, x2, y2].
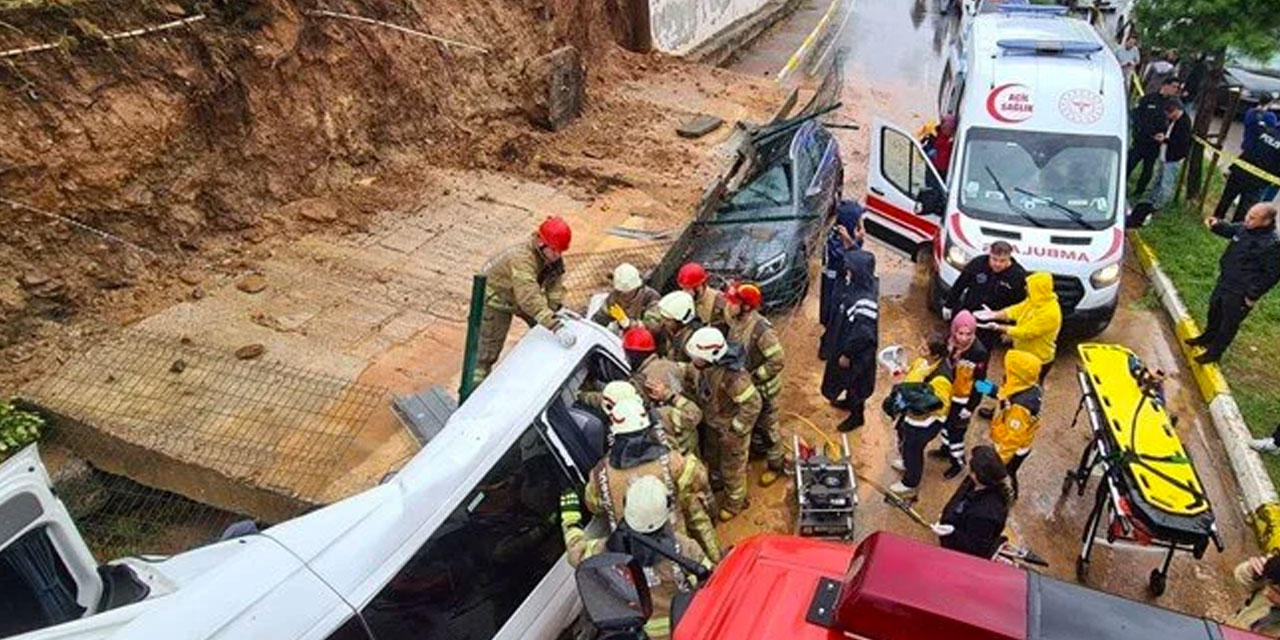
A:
[958, 127, 1121, 231]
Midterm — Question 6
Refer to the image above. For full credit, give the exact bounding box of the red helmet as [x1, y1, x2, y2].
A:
[726, 282, 764, 310]
[622, 326, 657, 353]
[538, 216, 572, 253]
[677, 262, 708, 290]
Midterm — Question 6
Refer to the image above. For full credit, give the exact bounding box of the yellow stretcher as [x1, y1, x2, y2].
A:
[1063, 343, 1223, 597]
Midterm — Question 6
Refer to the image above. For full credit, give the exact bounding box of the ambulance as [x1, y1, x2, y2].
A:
[863, 6, 1128, 336]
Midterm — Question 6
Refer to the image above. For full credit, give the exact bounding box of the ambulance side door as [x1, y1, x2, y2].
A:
[863, 117, 947, 260]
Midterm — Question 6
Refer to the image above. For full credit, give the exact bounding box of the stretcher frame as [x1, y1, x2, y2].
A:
[1062, 368, 1223, 597]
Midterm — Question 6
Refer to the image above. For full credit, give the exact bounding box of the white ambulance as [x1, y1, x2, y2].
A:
[864, 6, 1128, 336]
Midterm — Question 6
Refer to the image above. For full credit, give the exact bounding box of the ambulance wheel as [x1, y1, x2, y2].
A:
[1075, 557, 1089, 582]
[1148, 569, 1167, 596]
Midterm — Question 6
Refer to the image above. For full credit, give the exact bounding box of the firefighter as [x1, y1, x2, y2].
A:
[820, 249, 878, 431]
[677, 262, 725, 326]
[975, 271, 1061, 384]
[591, 262, 662, 332]
[656, 290, 700, 362]
[561, 476, 708, 640]
[722, 282, 787, 486]
[888, 333, 953, 499]
[584, 396, 722, 563]
[930, 310, 988, 479]
[475, 216, 574, 384]
[988, 349, 1043, 499]
[684, 326, 762, 521]
[623, 326, 703, 455]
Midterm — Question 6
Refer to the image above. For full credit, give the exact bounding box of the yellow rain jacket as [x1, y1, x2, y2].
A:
[1004, 272, 1062, 366]
[902, 357, 952, 426]
[990, 350, 1043, 461]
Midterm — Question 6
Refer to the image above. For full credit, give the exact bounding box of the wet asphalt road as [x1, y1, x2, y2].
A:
[719, 0, 1255, 619]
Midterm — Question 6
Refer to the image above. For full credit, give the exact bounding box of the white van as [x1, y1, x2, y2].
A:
[864, 7, 1128, 335]
[1, 316, 627, 640]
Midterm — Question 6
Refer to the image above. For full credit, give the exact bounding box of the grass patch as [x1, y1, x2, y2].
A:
[1139, 195, 1280, 487]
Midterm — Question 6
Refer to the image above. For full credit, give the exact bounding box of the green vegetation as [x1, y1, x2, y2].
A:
[1139, 196, 1280, 487]
[1133, 0, 1280, 61]
[0, 399, 44, 461]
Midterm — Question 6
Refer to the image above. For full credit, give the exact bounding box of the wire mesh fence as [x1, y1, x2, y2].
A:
[17, 329, 386, 560]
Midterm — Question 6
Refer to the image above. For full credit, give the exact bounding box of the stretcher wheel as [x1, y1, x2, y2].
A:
[1061, 473, 1074, 496]
[1148, 569, 1167, 597]
[1075, 557, 1089, 582]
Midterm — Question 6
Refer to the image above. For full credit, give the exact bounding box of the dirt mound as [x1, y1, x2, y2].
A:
[0, 0, 637, 356]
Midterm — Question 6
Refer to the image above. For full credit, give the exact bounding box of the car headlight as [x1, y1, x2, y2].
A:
[755, 252, 788, 282]
[1090, 263, 1120, 289]
[944, 240, 970, 270]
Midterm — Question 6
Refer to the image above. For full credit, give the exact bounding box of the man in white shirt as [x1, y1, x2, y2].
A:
[1113, 36, 1140, 93]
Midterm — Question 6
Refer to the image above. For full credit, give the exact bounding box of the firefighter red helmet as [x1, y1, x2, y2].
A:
[537, 216, 572, 252]
[677, 262, 708, 289]
[622, 326, 657, 353]
[726, 282, 764, 310]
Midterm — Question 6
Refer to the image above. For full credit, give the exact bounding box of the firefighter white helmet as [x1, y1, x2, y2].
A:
[602, 380, 640, 411]
[685, 326, 727, 363]
[608, 397, 651, 435]
[658, 291, 696, 324]
[624, 475, 670, 534]
[612, 263, 643, 293]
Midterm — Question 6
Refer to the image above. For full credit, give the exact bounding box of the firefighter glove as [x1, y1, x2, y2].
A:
[560, 489, 583, 529]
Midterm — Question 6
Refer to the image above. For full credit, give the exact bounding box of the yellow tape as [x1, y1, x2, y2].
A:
[1195, 134, 1280, 187]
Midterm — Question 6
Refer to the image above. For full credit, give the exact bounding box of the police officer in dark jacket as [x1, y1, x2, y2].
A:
[934, 445, 1012, 560]
[1129, 78, 1182, 198]
[1215, 123, 1280, 223]
[1187, 203, 1280, 363]
[821, 250, 878, 432]
[821, 201, 865, 328]
[942, 240, 1027, 354]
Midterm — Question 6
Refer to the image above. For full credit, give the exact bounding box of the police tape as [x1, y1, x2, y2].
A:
[1195, 135, 1280, 187]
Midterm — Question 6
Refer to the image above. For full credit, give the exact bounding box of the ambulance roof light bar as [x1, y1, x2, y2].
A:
[996, 38, 1104, 56]
[996, 3, 1069, 17]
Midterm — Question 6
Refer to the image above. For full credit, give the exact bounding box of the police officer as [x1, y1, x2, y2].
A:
[475, 216, 574, 383]
[677, 262, 725, 326]
[584, 396, 722, 562]
[591, 262, 662, 332]
[684, 326, 761, 521]
[655, 290, 700, 363]
[722, 282, 787, 486]
[820, 250, 878, 432]
[561, 476, 708, 640]
[1188, 204, 1280, 363]
[820, 201, 865, 329]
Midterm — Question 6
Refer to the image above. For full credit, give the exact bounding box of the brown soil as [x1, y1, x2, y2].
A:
[0, 0, 783, 390]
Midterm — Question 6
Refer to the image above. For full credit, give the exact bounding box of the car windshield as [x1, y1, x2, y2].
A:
[720, 163, 793, 214]
[958, 127, 1121, 231]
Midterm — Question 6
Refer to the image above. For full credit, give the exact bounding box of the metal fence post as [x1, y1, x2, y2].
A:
[458, 274, 486, 402]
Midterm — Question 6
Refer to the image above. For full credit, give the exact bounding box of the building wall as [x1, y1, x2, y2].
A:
[649, 0, 770, 55]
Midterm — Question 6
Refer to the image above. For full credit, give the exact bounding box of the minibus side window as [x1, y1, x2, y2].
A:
[360, 425, 572, 640]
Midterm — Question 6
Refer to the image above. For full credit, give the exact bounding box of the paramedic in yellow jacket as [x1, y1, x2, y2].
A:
[583, 396, 722, 563]
[989, 349, 1043, 499]
[891, 333, 953, 499]
[475, 217, 574, 384]
[562, 476, 709, 640]
[976, 271, 1062, 382]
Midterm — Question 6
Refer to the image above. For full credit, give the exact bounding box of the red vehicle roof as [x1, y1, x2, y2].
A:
[674, 532, 1265, 640]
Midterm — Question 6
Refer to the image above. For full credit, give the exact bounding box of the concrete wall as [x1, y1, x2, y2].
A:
[650, 0, 771, 55]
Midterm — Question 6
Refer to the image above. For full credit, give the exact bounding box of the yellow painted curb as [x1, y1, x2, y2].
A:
[776, 0, 840, 81]
[1254, 503, 1280, 555]
[1171, 318, 1232, 401]
[1129, 232, 1158, 271]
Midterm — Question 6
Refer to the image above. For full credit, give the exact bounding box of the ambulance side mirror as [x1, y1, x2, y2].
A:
[915, 186, 945, 217]
[574, 553, 653, 635]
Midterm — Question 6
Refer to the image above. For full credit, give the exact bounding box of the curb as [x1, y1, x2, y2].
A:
[1129, 231, 1280, 550]
[775, 0, 840, 81]
[683, 0, 806, 67]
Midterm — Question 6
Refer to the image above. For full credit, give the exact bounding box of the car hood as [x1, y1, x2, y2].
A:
[1227, 66, 1280, 92]
[683, 214, 812, 275]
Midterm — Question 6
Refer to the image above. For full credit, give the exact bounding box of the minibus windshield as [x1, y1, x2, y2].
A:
[958, 127, 1122, 231]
